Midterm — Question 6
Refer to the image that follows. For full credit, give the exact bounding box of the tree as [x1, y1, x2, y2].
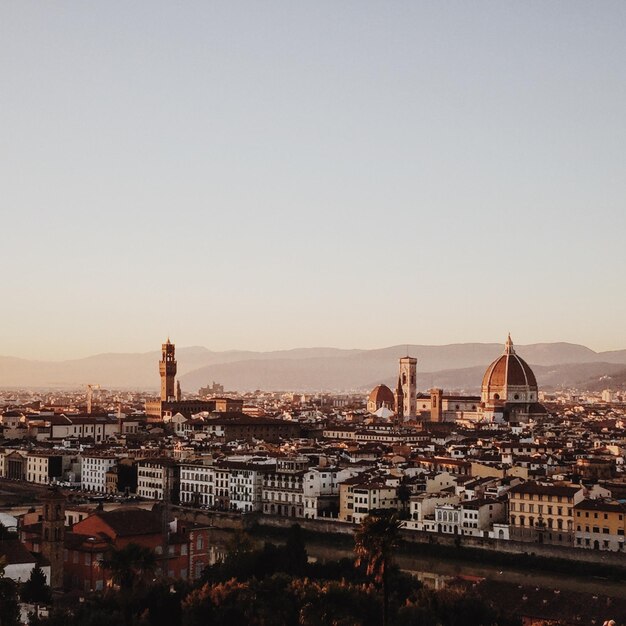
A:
[397, 478, 412, 518]
[0, 575, 20, 626]
[0, 523, 16, 541]
[100, 543, 157, 591]
[284, 524, 308, 575]
[354, 512, 401, 626]
[99, 543, 157, 626]
[21, 565, 52, 604]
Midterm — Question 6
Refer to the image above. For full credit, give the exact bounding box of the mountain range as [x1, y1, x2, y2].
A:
[1, 342, 626, 393]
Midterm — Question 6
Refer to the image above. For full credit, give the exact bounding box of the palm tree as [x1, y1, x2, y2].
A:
[100, 543, 157, 626]
[354, 512, 401, 626]
[100, 542, 157, 589]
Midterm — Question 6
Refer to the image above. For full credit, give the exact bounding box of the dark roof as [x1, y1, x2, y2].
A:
[64, 532, 110, 551]
[574, 498, 626, 513]
[509, 482, 581, 497]
[0, 539, 37, 565]
[206, 412, 296, 426]
[89, 508, 162, 537]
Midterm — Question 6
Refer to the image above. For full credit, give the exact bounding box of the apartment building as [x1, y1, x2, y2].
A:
[339, 474, 399, 524]
[405, 492, 460, 532]
[26, 451, 64, 484]
[221, 459, 272, 513]
[262, 457, 308, 517]
[136, 458, 180, 503]
[574, 498, 626, 551]
[81, 454, 118, 492]
[179, 462, 215, 507]
[508, 482, 584, 546]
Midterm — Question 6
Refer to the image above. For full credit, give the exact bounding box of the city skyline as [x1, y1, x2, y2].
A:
[2, 1, 626, 359]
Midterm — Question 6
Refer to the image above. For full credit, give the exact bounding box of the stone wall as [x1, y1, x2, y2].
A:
[170, 508, 626, 569]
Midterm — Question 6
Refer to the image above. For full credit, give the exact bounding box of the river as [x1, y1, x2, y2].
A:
[206, 527, 626, 599]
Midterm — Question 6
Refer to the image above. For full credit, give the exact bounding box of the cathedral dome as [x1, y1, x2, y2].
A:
[367, 384, 395, 413]
[481, 335, 538, 404]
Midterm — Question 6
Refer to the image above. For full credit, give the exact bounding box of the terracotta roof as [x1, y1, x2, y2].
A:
[368, 385, 395, 405]
[481, 336, 538, 390]
[84, 508, 162, 537]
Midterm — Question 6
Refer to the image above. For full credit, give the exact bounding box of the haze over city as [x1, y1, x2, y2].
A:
[2, 1, 626, 360]
[3, 4, 626, 624]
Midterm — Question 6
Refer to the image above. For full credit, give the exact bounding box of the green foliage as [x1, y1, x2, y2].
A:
[24, 524, 521, 626]
[354, 512, 402, 626]
[0, 577, 20, 626]
[100, 543, 157, 590]
[284, 524, 308, 575]
[21, 565, 52, 604]
[0, 523, 16, 541]
[201, 524, 309, 584]
[396, 586, 522, 626]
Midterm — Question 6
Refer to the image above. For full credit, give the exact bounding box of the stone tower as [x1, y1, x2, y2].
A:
[430, 388, 443, 422]
[399, 356, 417, 419]
[41, 487, 65, 589]
[160, 339, 177, 402]
[394, 375, 404, 420]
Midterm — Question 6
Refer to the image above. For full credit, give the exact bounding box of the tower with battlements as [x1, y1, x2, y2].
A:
[160, 339, 177, 402]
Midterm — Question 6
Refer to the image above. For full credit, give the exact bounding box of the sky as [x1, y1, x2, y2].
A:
[1, 2, 625, 360]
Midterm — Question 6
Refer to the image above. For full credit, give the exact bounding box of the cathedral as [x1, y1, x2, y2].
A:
[367, 335, 547, 424]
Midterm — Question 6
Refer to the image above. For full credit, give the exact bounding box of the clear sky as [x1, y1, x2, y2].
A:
[2, 1, 625, 360]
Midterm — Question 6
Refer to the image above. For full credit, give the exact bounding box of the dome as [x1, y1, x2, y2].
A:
[368, 384, 395, 406]
[481, 335, 538, 404]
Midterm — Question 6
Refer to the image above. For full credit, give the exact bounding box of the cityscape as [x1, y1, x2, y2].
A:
[1, 336, 626, 624]
[2, 2, 626, 626]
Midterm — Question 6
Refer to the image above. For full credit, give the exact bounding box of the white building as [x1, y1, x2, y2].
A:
[179, 462, 215, 507]
[80, 455, 118, 492]
[136, 458, 178, 501]
[404, 492, 460, 532]
[225, 459, 274, 513]
[262, 457, 308, 518]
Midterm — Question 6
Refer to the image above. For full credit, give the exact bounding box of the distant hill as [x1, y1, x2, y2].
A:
[577, 367, 626, 392]
[1, 342, 625, 392]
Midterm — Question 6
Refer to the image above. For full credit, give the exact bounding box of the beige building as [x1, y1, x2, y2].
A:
[26, 451, 64, 485]
[574, 498, 626, 552]
[339, 475, 399, 524]
[508, 482, 584, 546]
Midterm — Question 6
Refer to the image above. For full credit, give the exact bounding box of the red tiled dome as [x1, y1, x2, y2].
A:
[482, 335, 538, 393]
[368, 384, 395, 406]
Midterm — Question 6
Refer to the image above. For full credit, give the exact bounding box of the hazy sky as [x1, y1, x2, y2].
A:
[2, 2, 625, 360]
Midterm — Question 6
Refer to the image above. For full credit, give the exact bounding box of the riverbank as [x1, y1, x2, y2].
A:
[201, 524, 626, 601]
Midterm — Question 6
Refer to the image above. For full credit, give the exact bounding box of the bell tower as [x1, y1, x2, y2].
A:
[399, 356, 417, 419]
[160, 339, 177, 402]
[395, 375, 404, 420]
[41, 486, 65, 589]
